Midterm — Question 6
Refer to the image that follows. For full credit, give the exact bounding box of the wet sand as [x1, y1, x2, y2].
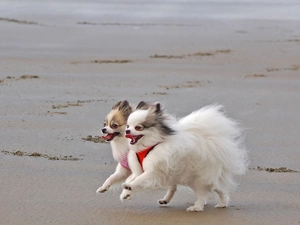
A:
[1, 1, 300, 224]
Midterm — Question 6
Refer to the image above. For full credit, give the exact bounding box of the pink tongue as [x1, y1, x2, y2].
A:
[102, 133, 114, 140]
[125, 134, 134, 140]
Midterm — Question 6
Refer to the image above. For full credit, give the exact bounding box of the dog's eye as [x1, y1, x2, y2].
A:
[103, 122, 106, 127]
[126, 125, 129, 128]
[111, 124, 118, 129]
[135, 125, 143, 131]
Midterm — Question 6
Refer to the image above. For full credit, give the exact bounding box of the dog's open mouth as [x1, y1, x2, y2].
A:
[125, 134, 143, 145]
[102, 132, 120, 142]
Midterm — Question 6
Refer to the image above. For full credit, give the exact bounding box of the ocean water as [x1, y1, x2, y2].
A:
[0, 0, 300, 24]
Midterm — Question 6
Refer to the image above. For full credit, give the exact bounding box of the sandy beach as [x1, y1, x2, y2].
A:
[1, 1, 300, 224]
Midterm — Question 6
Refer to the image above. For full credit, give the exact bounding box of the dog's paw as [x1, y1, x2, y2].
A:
[158, 199, 169, 205]
[186, 205, 204, 212]
[96, 185, 109, 193]
[215, 202, 228, 208]
[120, 183, 132, 201]
[123, 184, 132, 191]
[120, 188, 132, 201]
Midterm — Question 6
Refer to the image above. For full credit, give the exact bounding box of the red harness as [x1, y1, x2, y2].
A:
[136, 145, 157, 170]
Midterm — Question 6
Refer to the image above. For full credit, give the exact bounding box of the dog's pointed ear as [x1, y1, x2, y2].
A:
[136, 101, 147, 109]
[154, 102, 161, 114]
[118, 100, 130, 110]
[118, 100, 132, 119]
[112, 101, 122, 110]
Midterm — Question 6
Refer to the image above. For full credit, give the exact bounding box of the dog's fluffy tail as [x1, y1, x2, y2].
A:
[179, 104, 248, 190]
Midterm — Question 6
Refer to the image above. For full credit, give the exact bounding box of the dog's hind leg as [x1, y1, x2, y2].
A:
[214, 189, 229, 208]
[186, 183, 210, 212]
[158, 185, 177, 205]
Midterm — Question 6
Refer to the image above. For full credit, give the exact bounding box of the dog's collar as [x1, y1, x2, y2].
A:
[136, 144, 159, 171]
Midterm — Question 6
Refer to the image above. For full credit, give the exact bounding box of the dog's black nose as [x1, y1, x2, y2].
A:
[102, 128, 107, 134]
[125, 129, 130, 134]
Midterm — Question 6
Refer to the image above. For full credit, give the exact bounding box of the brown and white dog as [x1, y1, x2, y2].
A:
[96, 100, 133, 193]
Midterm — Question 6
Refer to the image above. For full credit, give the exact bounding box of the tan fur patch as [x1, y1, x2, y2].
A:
[111, 110, 127, 127]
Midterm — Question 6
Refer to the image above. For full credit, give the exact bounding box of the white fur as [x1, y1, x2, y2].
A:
[120, 104, 248, 212]
[96, 135, 131, 193]
[96, 103, 177, 205]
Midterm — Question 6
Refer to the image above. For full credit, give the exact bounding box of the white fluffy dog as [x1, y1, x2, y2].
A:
[120, 101, 248, 212]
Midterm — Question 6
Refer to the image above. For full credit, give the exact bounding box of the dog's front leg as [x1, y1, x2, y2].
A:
[120, 171, 153, 201]
[96, 163, 131, 193]
[126, 150, 143, 183]
[125, 172, 141, 183]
